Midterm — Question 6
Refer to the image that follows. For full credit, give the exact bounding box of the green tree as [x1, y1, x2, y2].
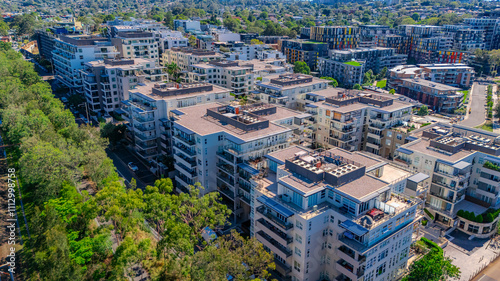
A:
[250, 39, 264, 45]
[100, 123, 126, 147]
[389, 89, 396, 95]
[418, 105, 429, 116]
[293, 61, 310, 74]
[165, 11, 174, 29]
[188, 35, 197, 47]
[411, 13, 421, 22]
[167, 62, 181, 82]
[404, 241, 460, 281]
[0, 18, 9, 36]
[353, 84, 362, 90]
[494, 103, 500, 121]
[320, 77, 338, 87]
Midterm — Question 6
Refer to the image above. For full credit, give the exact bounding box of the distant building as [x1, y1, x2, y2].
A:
[174, 20, 201, 32]
[309, 26, 360, 50]
[111, 31, 159, 63]
[397, 78, 463, 113]
[161, 47, 223, 71]
[80, 58, 167, 114]
[52, 35, 119, 94]
[279, 39, 329, 72]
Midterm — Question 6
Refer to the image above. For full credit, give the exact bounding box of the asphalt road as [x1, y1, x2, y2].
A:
[461, 83, 488, 127]
[106, 146, 158, 190]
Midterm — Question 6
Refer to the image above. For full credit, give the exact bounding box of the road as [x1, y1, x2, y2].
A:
[461, 83, 488, 127]
[106, 146, 157, 190]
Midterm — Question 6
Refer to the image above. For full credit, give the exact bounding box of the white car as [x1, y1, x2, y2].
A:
[128, 162, 139, 172]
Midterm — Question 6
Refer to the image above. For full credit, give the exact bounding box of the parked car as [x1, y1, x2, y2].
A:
[128, 162, 139, 172]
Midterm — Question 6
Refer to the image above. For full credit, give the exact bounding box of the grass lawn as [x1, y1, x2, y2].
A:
[475, 121, 493, 132]
[344, 61, 361, 67]
[460, 90, 469, 103]
[376, 79, 387, 88]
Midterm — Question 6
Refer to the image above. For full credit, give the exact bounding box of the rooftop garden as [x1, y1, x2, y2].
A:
[344, 61, 362, 67]
[457, 208, 500, 223]
[376, 79, 387, 88]
[484, 161, 500, 172]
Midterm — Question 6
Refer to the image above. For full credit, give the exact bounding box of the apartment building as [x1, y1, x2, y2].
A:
[279, 39, 329, 72]
[161, 47, 224, 71]
[377, 35, 411, 56]
[121, 82, 233, 159]
[174, 20, 201, 32]
[397, 78, 463, 113]
[253, 146, 421, 281]
[255, 74, 329, 109]
[213, 41, 267, 61]
[318, 47, 407, 88]
[185, 60, 254, 95]
[52, 35, 119, 94]
[169, 102, 311, 224]
[249, 58, 293, 80]
[463, 18, 499, 50]
[111, 31, 159, 62]
[359, 25, 393, 48]
[304, 89, 413, 158]
[443, 25, 485, 51]
[388, 63, 474, 90]
[395, 123, 500, 237]
[80, 58, 167, 114]
[155, 30, 188, 54]
[309, 26, 360, 50]
[212, 28, 241, 42]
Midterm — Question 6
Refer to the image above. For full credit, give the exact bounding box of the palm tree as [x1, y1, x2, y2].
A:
[167, 63, 180, 82]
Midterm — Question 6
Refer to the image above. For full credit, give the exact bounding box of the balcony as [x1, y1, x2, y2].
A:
[135, 133, 156, 141]
[238, 193, 251, 206]
[134, 124, 155, 132]
[217, 173, 235, 186]
[217, 185, 235, 200]
[134, 114, 155, 123]
[338, 245, 366, 267]
[336, 259, 365, 279]
[217, 151, 235, 163]
[173, 143, 196, 157]
[256, 218, 293, 245]
[175, 163, 197, 177]
[256, 206, 293, 230]
[136, 140, 157, 150]
[174, 134, 195, 146]
[174, 153, 196, 168]
[256, 231, 292, 257]
[273, 257, 291, 275]
[137, 149, 158, 158]
[217, 163, 234, 175]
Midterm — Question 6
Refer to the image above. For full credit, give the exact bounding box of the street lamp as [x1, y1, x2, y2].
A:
[77, 102, 90, 124]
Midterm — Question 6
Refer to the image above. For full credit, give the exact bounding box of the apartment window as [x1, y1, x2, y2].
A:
[378, 249, 389, 261]
[307, 235, 311, 245]
[295, 234, 302, 244]
[386, 131, 392, 138]
[320, 189, 326, 199]
[205, 148, 208, 155]
[296, 220, 303, 230]
[218, 135, 224, 141]
[205, 170, 208, 176]
[386, 139, 391, 146]
[376, 263, 386, 276]
[307, 249, 310, 257]
[295, 247, 301, 257]
[205, 160, 208, 166]
[308, 221, 312, 230]
[294, 261, 301, 272]
[323, 229, 328, 236]
[397, 134, 402, 140]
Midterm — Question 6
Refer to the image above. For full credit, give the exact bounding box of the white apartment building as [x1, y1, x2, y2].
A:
[395, 123, 500, 238]
[111, 31, 159, 63]
[154, 31, 188, 54]
[52, 35, 119, 94]
[212, 28, 241, 42]
[185, 60, 254, 95]
[306, 89, 413, 157]
[174, 20, 201, 32]
[253, 146, 421, 281]
[121, 82, 233, 160]
[161, 47, 224, 71]
[80, 58, 167, 114]
[170, 102, 312, 225]
[255, 74, 329, 109]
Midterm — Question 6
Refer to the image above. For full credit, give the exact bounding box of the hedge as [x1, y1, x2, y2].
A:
[424, 208, 434, 220]
[457, 208, 500, 223]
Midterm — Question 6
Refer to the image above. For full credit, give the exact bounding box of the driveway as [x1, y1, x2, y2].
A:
[461, 83, 488, 127]
[106, 145, 158, 190]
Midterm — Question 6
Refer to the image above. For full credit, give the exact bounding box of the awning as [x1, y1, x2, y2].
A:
[238, 163, 260, 175]
[405, 136, 418, 142]
[307, 93, 318, 97]
[257, 195, 294, 218]
[305, 104, 318, 108]
[396, 147, 413, 155]
[170, 109, 184, 116]
[407, 172, 429, 183]
[453, 161, 471, 170]
[340, 220, 369, 236]
[114, 109, 126, 115]
[159, 118, 169, 123]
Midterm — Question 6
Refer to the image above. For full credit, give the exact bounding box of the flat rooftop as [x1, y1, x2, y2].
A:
[174, 103, 297, 141]
[401, 78, 462, 91]
[131, 82, 231, 101]
[336, 175, 389, 200]
[266, 146, 313, 164]
[402, 138, 474, 162]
